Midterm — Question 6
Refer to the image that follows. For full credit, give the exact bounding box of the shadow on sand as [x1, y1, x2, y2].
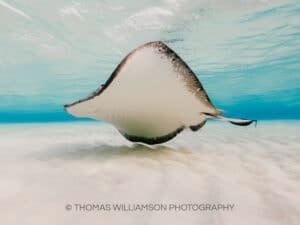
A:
[33, 142, 192, 162]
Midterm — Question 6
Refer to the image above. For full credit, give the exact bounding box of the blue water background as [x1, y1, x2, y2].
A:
[0, 0, 299, 122]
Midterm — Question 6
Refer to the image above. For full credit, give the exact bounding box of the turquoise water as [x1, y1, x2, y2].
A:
[0, 0, 300, 122]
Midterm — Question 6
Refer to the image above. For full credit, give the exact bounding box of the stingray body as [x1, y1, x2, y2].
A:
[64, 41, 255, 144]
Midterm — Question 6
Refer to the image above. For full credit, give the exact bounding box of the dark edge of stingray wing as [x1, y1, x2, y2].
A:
[64, 42, 147, 109]
[64, 41, 216, 111]
[189, 120, 206, 131]
[120, 126, 185, 145]
[155, 42, 216, 107]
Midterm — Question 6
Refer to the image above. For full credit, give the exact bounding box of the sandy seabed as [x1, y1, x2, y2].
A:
[0, 121, 299, 225]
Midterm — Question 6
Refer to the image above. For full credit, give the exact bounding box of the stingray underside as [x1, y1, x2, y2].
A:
[64, 41, 255, 144]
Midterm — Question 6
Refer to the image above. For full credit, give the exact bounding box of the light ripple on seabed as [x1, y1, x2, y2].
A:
[0, 121, 299, 225]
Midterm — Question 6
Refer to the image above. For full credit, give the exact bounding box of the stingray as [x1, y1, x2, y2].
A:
[64, 41, 256, 145]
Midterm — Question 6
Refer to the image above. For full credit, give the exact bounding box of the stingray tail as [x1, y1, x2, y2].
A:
[203, 113, 257, 127]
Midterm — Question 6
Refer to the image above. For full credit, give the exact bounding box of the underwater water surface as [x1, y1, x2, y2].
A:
[0, 0, 299, 122]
